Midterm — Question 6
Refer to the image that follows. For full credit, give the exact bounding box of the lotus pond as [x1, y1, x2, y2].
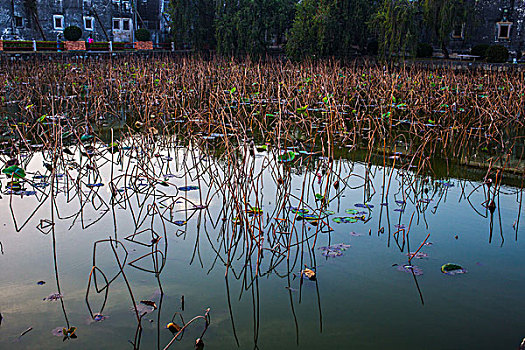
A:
[0, 57, 524, 349]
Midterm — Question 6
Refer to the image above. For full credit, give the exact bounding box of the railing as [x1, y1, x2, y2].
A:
[0, 40, 173, 52]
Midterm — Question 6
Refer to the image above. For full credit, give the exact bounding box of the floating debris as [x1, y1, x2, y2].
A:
[167, 322, 182, 333]
[52, 327, 64, 337]
[396, 264, 423, 276]
[301, 268, 316, 281]
[318, 243, 350, 257]
[62, 326, 77, 339]
[93, 313, 108, 322]
[43, 293, 63, 301]
[407, 252, 428, 259]
[140, 300, 158, 310]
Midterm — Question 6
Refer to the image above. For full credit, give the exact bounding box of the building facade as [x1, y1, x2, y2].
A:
[0, 0, 169, 43]
[449, 0, 525, 55]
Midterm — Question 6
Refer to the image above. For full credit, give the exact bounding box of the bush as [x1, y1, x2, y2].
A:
[135, 29, 151, 42]
[486, 45, 509, 63]
[471, 44, 490, 58]
[64, 26, 82, 41]
[416, 43, 433, 58]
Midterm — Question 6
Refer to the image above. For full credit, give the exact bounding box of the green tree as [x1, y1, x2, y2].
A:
[286, 0, 373, 59]
[215, 0, 295, 56]
[370, 0, 419, 59]
[286, 0, 331, 59]
[169, 0, 216, 50]
[421, 0, 472, 58]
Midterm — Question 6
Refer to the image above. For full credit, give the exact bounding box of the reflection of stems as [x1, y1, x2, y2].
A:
[225, 275, 240, 346]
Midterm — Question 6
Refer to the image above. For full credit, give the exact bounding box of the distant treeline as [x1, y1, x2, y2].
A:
[168, 0, 475, 59]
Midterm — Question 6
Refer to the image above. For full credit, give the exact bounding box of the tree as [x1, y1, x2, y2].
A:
[215, 0, 295, 56]
[286, 0, 331, 59]
[286, 0, 374, 60]
[421, 0, 472, 58]
[369, 0, 419, 59]
[169, 0, 216, 50]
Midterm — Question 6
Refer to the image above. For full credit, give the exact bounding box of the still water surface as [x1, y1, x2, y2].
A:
[0, 144, 524, 349]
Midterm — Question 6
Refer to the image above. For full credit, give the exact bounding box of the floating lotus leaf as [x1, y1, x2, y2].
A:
[2, 165, 26, 179]
[333, 217, 358, 223]
[178, 185, 199, 191]
[315, 193, 325, 201]
[278, 151, 296, 163]
[246, 206, 263, 215]
[290, 207, 308, 214]
[80, 134, 94, 142]
[441, 263, 467, 275]
[355, 203, 374, 208]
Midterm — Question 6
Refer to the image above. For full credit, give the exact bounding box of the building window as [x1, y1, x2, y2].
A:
[84, 17, 94, 30]
[14, 16, 23, 28]
[53, 15, 64, 30]
[497, 22, 512, 40]
[113, 18, 132, 32]
[452, 24, 464, 40]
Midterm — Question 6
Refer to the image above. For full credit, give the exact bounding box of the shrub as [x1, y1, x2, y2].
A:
[64, 26, 82, 41]
[135, 29, 151, 42]
[471, 44, 490, 58]
[416, 43, 433, 58]
[486, 45, 509, 63]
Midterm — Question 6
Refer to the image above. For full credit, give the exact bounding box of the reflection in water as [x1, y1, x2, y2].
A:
[0, 133, 523, 349]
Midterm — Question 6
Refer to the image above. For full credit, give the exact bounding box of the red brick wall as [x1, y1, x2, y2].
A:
[134, 41, 153, 50]
[65, 41, 86, 51]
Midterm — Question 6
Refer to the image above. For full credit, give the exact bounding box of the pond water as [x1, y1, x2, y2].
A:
[0, 139, 524, 350]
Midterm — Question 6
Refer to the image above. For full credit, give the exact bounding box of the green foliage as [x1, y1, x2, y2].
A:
[486, 45, 509, 63]
[135, 28, 151, 42]
[286, 0, 330, 59]
[421, 0, 472, 57]
[168, 0, 216, 50]
[64, 26, 82, 41]
[286, 0, 372, 59]
[370, 0, 419, 59]
[416, 43, 433, 58]
[215, 0, 295, 56]
[471, 44, 490, 58]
